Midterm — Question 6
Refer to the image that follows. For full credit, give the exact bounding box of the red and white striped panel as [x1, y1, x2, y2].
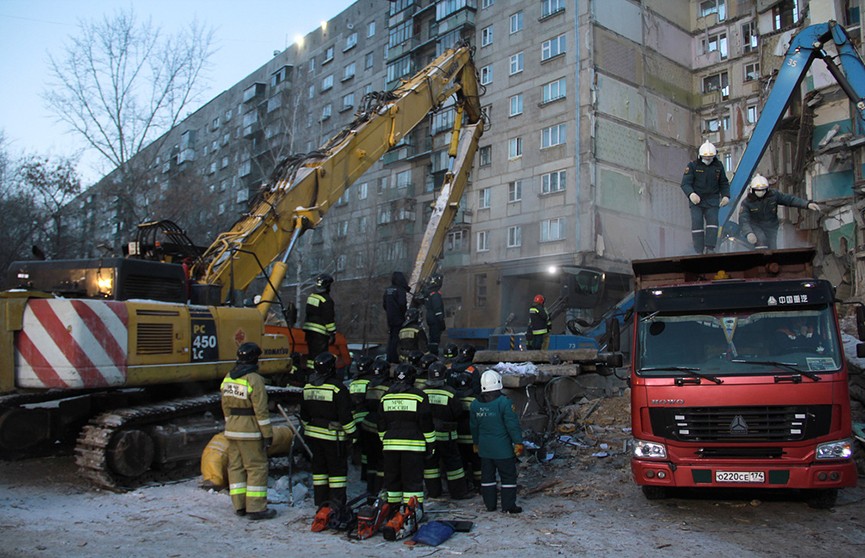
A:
[15, 299, 129, 389]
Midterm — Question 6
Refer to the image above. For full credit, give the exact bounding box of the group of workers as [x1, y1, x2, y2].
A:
[682, 140, 821, 254]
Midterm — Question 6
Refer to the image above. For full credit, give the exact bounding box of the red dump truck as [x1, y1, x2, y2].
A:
[629, 248, 858, 508]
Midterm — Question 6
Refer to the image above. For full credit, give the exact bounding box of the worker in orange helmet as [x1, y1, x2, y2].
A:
[526, 294, 551, 351]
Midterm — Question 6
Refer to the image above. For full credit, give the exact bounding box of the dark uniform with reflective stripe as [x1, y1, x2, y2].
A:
[378, 382, 435, 506]
[398, 324, 428, 362]
[220, 364, 273, 514]
[528, 303, 551, 350]
[303, 291, 335, 369]
[454, 383, 481, 491]
[361, 377, 389, 495]
[301, 376, 355, 507]
[422, 382, 468, 499]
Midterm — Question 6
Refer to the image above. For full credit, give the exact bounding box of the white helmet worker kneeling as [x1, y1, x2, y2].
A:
[680, 141, 731, 254]
[739, 173, 821, 250]
[469, 370, 524, 514]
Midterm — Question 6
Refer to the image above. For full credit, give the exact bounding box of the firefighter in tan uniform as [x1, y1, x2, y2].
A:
[220, 342, 276, 520]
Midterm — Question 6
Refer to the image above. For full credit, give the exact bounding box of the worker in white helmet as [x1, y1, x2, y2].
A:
[739, 174, 820, 250]
[680, 141, 730, 254]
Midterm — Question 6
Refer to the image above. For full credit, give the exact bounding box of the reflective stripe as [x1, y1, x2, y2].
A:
[257, 418, 271, 426]
[307, 294, 324, 307]
[424, 468, 440, 479]
[247, 485, 268, 498]
[329, 476, 348, 488]
[229, 482, 247, 490]
[304, 323, 328, 335]
[313, 474, 329, 486]
[403, 491, 424, 504]
[224, 430, 262, 439]
[446, 468, 465, 481]
[480, 482, 497, 487]
[501, 484, 517, 489]
[382, 439, 427, 451]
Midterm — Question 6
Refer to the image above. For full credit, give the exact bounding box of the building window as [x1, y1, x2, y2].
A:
[266, 94, 282, 113]
[475, 272, 487, 307]
[509, 94, 523, 117]
[704, 116, 729, 132]
[542, 77, 566, 104]
[308, 58, 315, 73]
[358, 182, 368, 200]
[476, 232, 489, 253]
[747, 104, 758, 124]
[396, 169, 412, 189]
[699, 0, 726, 21]
[211, 117, 220, 130]
[507, 226, 522, 248]
[542, 0, 565, 18]
[744, 62, 760, 82]
[480, 65, 493, 85]
[365, 52, 374, 69]
[481, 25, 493, 47]
[344, 32, 357, 51]
[478, 187, 491, 209]
[389, 20, 412, 47]
[343, 62, 356, 81]
[509, 52, 524, 75]
[846, 1, 861, 26]
[308, 84, 315, 99]
[541, 34, 566, 61]
[432, 107, 456, 134]
[336, 220, 349, 238]
[446, 229, 468, 252]
[323, 46, 334, 63]
[541, 123, 566, 148]
[742, 21, 758, 53]
[359, 215, 369, 233]
[321, 104, 332, 120]
[724, 153, 733, 172]
[367, 20, 376, 37]
[221, 156, 229, 169]
[508, 137, 523, 159]
[773, 0, 799, 30]
[481, 0, 495, 8]
[508, 180, 522, 202]
[542, 170, 566, 193]
[510, 11, 523, 34]
[336, 254, 347, 272]
[703, 32, 728, 59]
[541, 217, 565, 242]
[702, 71, 729, 100]
[387, 56, 412, 83]
[322, 74, 334, 91]
[271, 66, 289, 87]
[342, 93, 355, 111]
[479, 145, 492, 166]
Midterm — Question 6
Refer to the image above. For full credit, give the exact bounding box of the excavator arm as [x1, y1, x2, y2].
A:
[720, 20, 865, 233]
[193, 44, 483, 309]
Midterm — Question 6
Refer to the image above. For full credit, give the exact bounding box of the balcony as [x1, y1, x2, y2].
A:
[437, 8, 475, 34]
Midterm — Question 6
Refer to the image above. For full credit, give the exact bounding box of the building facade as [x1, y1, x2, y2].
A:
[68, 0, 865, 345]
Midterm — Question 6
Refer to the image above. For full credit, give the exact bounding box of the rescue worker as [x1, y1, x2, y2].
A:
[451, 344, 481, 395]
[303, 273, 336, 371]
[377, 363, 436, 512]
[442, 343, 460, 369]
[350, 356, 375, 479]
[220, 342, 276, 520]
[300, 352, 356, 509]
[424, 274, 446, 355]
[470, 370, 524, 514]
[423, 361, 470, 499]
[450, 370, 482, 493]
[527, 295, 551, 351]
[398, 308, 428, 362]
[681, 141, 730, 254]
[739, 173, 821, 250]
[383, 271, 410, 363]
[360, 358, 391, 497]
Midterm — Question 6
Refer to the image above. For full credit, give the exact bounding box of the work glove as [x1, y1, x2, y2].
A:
[719, 196, 729, 207]
[263, 437, 273, 451]
[472, 444, 479, 454]
[689, 192, 701, 205]
[514, 443, 525, 458]
[746, 233, 758, 245]
[808, 202, 820, 211]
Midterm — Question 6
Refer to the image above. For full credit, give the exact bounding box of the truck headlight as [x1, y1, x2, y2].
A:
[633, 439, 667, 459]
[815, 439, 853, 460]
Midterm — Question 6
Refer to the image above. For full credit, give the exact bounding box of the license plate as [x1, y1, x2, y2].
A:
[715, 471, 765, 483]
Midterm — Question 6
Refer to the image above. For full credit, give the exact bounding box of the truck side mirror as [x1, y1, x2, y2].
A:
[857, 343, 865, 359]
[606, 317, 621, 353]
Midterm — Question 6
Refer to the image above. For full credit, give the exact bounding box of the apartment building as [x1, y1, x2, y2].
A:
[68, 0, 865, 344]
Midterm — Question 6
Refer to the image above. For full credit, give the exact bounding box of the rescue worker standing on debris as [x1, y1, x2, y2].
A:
[527, 295, 551, 351]
[739, 173, 821, 250]
[424, 274, 446, 355]
[398, 308, 428, 362]
[681, 141, 730, 254]
[378, 363, 436, 512]
[423, 361, 470, 499]
[471, 370, 524, 514]
[303, 273, 336, 371]
[384, 271, 410, 363]
[301, 352, 356, 509]
[220, 342, 276, 520]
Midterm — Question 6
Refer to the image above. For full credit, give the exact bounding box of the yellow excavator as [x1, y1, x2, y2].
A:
[0, 43, 484, 489]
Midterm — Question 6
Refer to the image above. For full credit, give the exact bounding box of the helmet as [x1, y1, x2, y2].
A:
[427, 361, 447, 385]
[355, 356, 374, 378]
[448, 371, 471, 390]
[699, 141, 717, 158]
[407, 350, 425, 367]
[394, 363, 416, 385]
[314, 273, 334, 293]
[419, 353, 439, 372]
[371, 359, 390, 380]
[480, 370, 503, 393]
[443, 343, 459, 359]
[533, 294, 545, 305]
[428, 273, 443, 290]
[459, 344, 476, 362]
[236, 342, 262, 364]
[404, 307, 420, 324]
[313, 352, 337, 377]
[750, 173, 769, 192]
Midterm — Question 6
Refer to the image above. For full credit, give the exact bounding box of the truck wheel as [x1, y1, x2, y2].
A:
[805, 488, 837, 509]
[641, 485, 668, 500]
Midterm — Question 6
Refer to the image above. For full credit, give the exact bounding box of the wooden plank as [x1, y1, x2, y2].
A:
[475, 348, 598, 364]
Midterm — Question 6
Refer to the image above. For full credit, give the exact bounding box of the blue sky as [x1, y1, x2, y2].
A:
[0, 0, 354, 183]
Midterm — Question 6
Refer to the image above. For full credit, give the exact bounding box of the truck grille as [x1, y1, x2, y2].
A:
[649, 405, 832, 443]
[136, 323, 174, 355]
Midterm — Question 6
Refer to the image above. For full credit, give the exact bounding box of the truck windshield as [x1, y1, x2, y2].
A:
[636, 307, 841, 377]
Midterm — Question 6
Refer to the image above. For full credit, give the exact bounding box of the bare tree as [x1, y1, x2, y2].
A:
[19, 155, 82, 258]
[44, 8, 214, 253]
